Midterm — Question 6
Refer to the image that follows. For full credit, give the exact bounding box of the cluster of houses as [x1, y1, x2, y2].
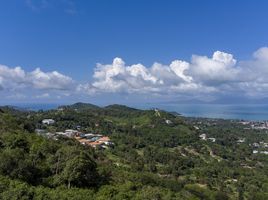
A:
[251, 142, 268, 148]
[251, 141, 268, 155]
[252, 150, 268, 155]
[239, 120, 268, 130]
[199, 134, 216, 142]
[75, 134, 112, 148]
[38, 119, 113, 149]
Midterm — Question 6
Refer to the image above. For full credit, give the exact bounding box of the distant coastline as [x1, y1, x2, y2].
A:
[139, 103, 268, 121]
[2, 103, 268, 121]
[5, 103, 62, 111]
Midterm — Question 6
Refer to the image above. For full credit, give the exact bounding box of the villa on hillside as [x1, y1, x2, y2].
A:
[76, 134, 113, 148]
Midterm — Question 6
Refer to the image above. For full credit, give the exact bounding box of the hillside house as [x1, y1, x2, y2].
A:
[199, 134, 207, 140]
[42, 119, 55, 125]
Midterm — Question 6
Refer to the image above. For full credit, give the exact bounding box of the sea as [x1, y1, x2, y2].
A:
[4, 103, 268, 121]
[143, 103, 268, 121]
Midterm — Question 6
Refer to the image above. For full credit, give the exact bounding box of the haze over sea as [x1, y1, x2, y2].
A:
[8, 103, 268, 121]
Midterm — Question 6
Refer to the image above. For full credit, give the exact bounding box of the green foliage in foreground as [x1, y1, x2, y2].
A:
[0, 104, 268, 199]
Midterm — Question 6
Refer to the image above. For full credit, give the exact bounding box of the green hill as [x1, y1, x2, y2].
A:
[105, 104, 139, 112]
[59, 102, 100, 111]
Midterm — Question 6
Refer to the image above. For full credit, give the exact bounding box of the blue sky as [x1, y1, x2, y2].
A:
[0, 0, 268, 105]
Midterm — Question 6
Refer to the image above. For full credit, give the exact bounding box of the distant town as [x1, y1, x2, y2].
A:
[239, 120, 268, 130]
[192, 119, 268, 156]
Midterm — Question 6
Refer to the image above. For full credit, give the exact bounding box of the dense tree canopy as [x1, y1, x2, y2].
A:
[0, 103, 267, 199]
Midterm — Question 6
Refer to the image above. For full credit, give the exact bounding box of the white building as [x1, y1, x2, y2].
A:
[253, 150, 258, 154]
[65, 129, 78, 137]
[208, 137, 216, 143]
[165, 119, 172, 124]
[260, 151, 268, 155]
[199, 134, 207, 140]
[42, 119, 55, 125]
[237, 138, 245, 143]
[252, 143, 260, 148]
[56, 132, 65, 136]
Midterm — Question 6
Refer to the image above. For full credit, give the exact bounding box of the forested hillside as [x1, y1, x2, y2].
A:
[0, 104, 267, 200]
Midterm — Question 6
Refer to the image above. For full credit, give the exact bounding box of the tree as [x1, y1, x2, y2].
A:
[61, 151, 99, 188]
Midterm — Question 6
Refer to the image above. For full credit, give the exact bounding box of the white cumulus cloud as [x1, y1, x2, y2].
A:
[28, 68, 73, 90]
[78, 47, 268, 100]
[0, 64, 74, 91]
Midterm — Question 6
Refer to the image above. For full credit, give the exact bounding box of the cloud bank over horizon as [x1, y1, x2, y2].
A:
[1, 47, 268, 103]
[79, 47, 268, 100]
